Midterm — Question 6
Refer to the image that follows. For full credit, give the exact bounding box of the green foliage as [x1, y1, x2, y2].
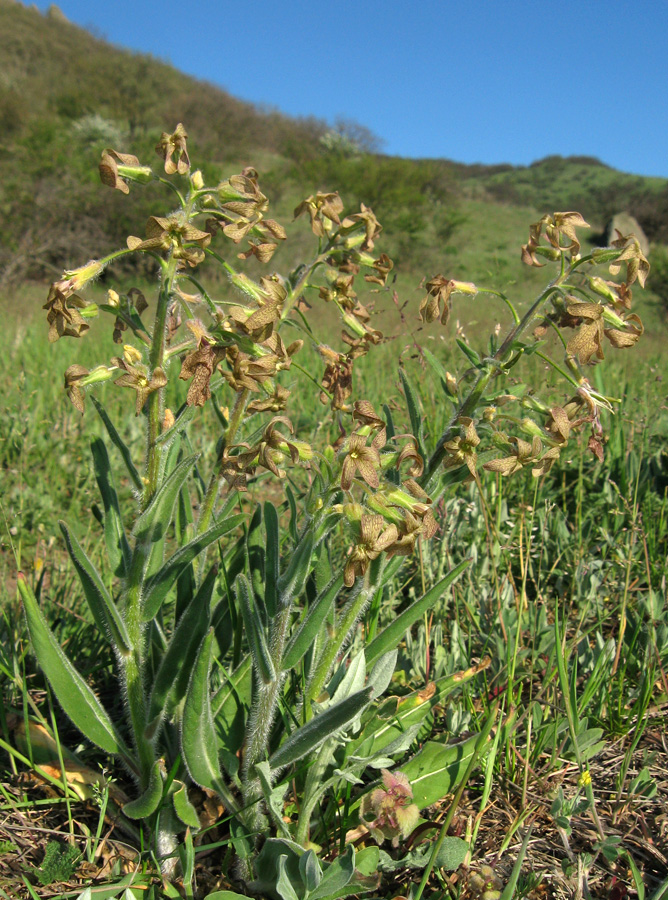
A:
[32, 840, 81, 886]
[2, 109, 666, 900]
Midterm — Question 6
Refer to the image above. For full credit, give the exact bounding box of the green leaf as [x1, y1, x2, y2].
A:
[156, 403, 197, 445]
[202, 893, 252, 900]
[365, 559, 471, 667]
[172, 780, 201, 829]
[18, 574, 129, 759]
[146, 565, 216, 734]
[399, 368, 425, 457]
[310, 845, 355, 900]
[59, 521, 131, 655]
[400, 735, 480, 808]
[90, 437, 131, 578]
[275, 857, 301, 900]
[456, 338, 481, 368]
[300, 849, 323, 894]
[141, 515, 245, 620]
[348, 662, 484, 762]
[255, 761, 293, 840]
[282, 573, 344, 671]
[247, 504, 266, 611]
[133, 455, 198, 545]
[237, 574, 275, 684]
[264, 501, 280, 618]
[123, 760, 164, 819]
[278, 530, 315, 610]
[421, 346, 451, 394]
[211, 657, 253, 766]
[434, 836, 469, 871]
[91, 396, 143, 491]
[269, 687, 374, 772]
[181, 629, 229, 801]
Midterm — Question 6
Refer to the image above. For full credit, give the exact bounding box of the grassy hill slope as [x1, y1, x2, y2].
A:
[1, 0, 667, 315]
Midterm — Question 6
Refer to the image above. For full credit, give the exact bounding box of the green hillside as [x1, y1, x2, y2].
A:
[1, 0, 667, 309]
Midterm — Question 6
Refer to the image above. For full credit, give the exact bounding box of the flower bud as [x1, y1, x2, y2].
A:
[116, 162, 153, 185]
[601, 306, 627, 329]
[591, 246, 623, 264]
[107, 289, 120, 308]
[191, 170, 204, 190]
[450, 280, 477, 295]
[80, 365, 114, 386]
[228, 271, 265, 302]
[123, 344, 143, 366]
[61, 259, 105, 292]
[520, 417, 545, 438]
[343, 232, 366, 250]
[341, 503, 365, 523]
[588, 276, 617, 303]
[366, 493, 405, 525]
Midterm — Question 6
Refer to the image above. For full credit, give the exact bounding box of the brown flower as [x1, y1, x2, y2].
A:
[247, 384, 291, 415]
[340, 204, 382, 252]
[43, 285, 90, 342]
[179, 322, 227, 407]
[112, 355, 167, 416]
[127, 215, 211, 266]
[608, 233, 650, 288]
[565, 301, 605, 365]
[99, 149, 152, 193]
[63, 364, 89, 414]
[256, 417, 310, 477]
[344, 515, 399, 587]
[443, 417, 480, 479]
[419, 277, 476, 326]
[294, 192, 344, 237]
[155, 123, 190, 175]
[341, 433, 381, 491]
[223, 346, 279, 393]
[319, 346, 354, 410]
[483, 435, 543, 477]
[219, 443, 258, 492]
[364, 253, 394, 286]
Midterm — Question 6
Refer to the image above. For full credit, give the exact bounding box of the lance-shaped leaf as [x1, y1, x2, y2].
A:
[399, 734, 480, 808]
[247, 504, 266, 611]
[277, 530, 315, 610]
[90, 438, 131, 578]
[141, 515, 245, 620]
[282, 573, 344, 672]
[237, 574, 275, 684]
[269, 686, 374, 772]
[263, 501, 280, 618]
[91, 396, 143, 491]
[346, 660, 488, 762]
[181, 629, 235, 810]
[309, 844, 355, 900]
[399, 368, 426, 460]
[365, 559, 471, 668]
[18, 574, 129, 760]
[59, 522, 131, 655]
[172, 779, 201, 829]
[123, 759, 164, 819]
[146, 565, 217, 735]
[133, 455, 198, 545]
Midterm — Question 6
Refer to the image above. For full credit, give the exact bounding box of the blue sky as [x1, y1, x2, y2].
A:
[37, 0, 668, 177]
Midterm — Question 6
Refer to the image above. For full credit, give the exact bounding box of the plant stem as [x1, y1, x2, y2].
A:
[424, 278, 565, 482]
[143, 255, 178, 509]
[197, 387, 250, 538]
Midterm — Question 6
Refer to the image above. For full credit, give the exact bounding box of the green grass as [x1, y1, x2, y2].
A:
[2, 269, 668, 898]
